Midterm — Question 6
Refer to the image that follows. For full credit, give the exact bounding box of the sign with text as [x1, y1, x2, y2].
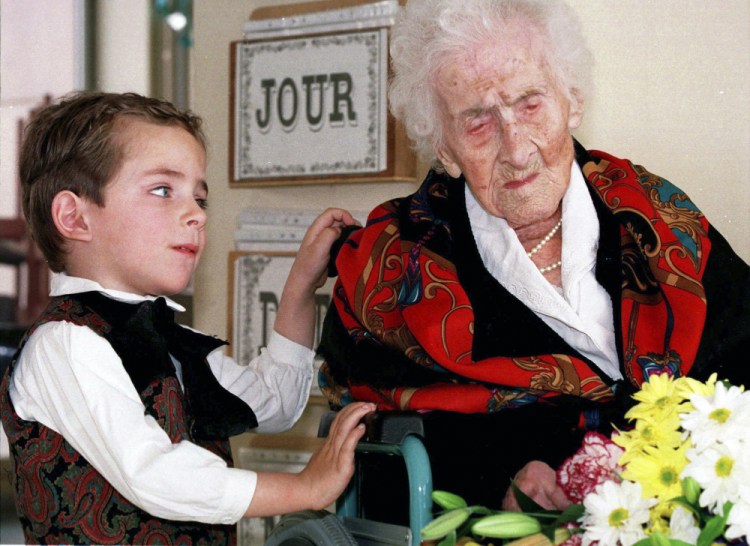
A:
[231, 29, 389, 184]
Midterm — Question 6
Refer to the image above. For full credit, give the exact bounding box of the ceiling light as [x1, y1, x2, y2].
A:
[165, 12, 187, 32]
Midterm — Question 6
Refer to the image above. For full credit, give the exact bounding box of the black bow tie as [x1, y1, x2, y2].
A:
[77, 293, 258, 439]
[135, 296, 178, 337]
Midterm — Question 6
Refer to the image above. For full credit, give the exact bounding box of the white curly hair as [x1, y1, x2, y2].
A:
[388, 0, 593, 169]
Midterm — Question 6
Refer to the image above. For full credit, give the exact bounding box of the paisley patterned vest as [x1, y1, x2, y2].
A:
[0, 292, 258, 545]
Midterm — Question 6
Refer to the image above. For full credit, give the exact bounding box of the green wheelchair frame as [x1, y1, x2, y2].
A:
[264, 412, 433, 546]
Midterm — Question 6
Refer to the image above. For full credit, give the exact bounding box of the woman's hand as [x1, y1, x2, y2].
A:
[501, 460, 572, 511]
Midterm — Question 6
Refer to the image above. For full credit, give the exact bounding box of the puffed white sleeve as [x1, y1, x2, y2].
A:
[8, 321, 255, 524]
[206, 330, 315, 433]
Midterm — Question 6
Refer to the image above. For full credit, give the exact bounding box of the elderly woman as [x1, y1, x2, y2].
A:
[319, 0, 750, 518]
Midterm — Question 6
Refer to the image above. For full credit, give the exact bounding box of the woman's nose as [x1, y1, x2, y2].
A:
[497, 121, 534, 170]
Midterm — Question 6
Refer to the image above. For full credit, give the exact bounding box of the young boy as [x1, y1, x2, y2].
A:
[0, 91, 374, 545]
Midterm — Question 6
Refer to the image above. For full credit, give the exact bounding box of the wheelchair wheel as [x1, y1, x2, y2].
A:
[264, 510, 358, 546]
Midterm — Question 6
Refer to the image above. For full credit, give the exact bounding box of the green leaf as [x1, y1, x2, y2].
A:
[539, 522, 558, 542]
[554, 503, 584, 527]
[432, 490, 469, 511]
[510, 481, 549, 514]
[436, 529, 456, 546]
[648, 531, 674, 546]
[696, 502, 732, 546]
[632, 535, 693, 546]
[456, 517, 479, 541]
[522, 499, 582, 541]
[669, 496, 701, 519]
[421, 508, 472, 541]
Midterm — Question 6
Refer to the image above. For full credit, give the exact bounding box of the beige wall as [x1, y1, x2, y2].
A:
[573, 1, 750, 248]
[191, 0, 750, 339]
[96, 0, 151, 93]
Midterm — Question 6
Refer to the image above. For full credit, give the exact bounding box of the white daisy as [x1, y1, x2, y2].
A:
[682, 439, 750, 513]
[725, 499, 750, 542]
[580, 480, 656, 546]
[681, 382, 750, 452]
[668, 505, 700, 544]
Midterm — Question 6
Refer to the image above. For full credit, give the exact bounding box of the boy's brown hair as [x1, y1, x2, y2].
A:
[19, 91, 206, 273]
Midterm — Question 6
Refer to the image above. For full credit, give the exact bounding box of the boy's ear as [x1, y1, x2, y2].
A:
[51, 191, 93, 242]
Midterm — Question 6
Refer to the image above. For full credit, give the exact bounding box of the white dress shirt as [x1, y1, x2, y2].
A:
[8, 274, 316, 525]
[465, 163, 623, 380]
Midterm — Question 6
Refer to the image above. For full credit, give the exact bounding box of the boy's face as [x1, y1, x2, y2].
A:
[83, 118, 208, 296]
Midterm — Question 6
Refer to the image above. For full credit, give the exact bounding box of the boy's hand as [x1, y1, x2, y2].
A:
[298, 402, 375, 509]
[244, 402, 375, 518]
[275, 208, 360, 348]
[292, 208, 360, 291]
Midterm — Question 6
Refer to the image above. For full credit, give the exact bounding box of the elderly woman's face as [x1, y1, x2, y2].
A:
[434, 29, 583, 229]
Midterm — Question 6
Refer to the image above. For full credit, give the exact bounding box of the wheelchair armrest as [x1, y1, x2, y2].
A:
[319, 410, 432, 544]
[317, 411, 426, 445]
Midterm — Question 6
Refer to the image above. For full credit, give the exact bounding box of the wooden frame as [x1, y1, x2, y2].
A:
[229, 0, 415, 187]
[227, 251, 334, 398]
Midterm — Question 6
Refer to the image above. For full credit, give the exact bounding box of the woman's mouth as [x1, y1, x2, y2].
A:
[504, 173, 538, 190]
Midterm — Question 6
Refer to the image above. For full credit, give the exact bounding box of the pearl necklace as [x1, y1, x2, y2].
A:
[526, 218, 563, 274]
[538, 260, 562, 274]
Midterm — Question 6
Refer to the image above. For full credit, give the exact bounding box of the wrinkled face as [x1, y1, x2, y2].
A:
[434, 26, 583, 228]
[84, 119, 208, 296]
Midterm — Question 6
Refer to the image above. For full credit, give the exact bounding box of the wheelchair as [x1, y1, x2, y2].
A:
[262, 399, 594, 546]
[264, 411, 433, 546]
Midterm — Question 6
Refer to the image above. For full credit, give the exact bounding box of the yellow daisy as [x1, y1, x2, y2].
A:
[627, 374, 685, 423]
[674, 373, 718, 406]
[621, 442, 689, 503]
[614, 415, 683, 466]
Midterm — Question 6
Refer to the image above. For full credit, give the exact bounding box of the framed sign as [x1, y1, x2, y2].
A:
[229, 1, 415, 186]
[227, 251, 334, 397]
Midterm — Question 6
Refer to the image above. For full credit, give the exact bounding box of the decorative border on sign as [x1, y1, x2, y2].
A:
[233, 253, 274, 367]
[234, 29, 385, 180]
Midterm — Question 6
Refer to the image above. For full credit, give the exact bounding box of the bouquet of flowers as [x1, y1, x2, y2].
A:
[420, 373, 750, 546]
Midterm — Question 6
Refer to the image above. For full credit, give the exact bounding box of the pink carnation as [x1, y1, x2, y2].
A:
[556, 431, 624, 503]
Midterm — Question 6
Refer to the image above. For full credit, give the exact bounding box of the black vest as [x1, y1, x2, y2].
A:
[0, 292, 257, 545]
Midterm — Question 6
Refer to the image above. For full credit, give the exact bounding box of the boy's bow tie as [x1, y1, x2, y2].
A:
[77, 292, 258, 439]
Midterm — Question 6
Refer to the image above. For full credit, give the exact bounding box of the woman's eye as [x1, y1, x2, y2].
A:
[195, 198, 208, 210]
[466, 114, 493, 135]
[150, 186, 170, 198]
[521, 97, 542, 115]
[468, 122, 487, 134]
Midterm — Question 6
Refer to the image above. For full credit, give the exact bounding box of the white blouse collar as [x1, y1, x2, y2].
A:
[464, 161, 600, 317]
